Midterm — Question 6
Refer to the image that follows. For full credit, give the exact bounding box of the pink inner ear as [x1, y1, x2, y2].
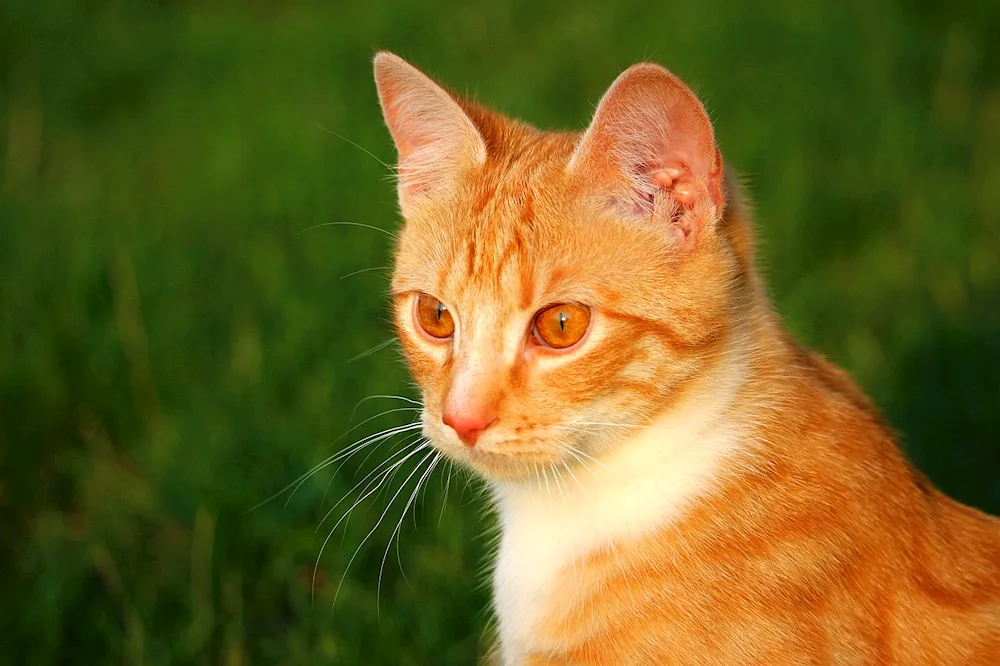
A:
[377, 77, 442, 164]
[373, 52, 487, 205]
[572, 63, 724, 218]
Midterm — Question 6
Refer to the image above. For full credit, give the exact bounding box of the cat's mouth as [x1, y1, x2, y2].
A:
[424, 419, 589, 482]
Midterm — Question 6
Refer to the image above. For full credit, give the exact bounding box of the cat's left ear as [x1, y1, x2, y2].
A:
[568, 63, 724, 247]
[373, 52, 487, 215]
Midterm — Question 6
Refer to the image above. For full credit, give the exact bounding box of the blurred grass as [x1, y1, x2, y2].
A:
[1, 1, 998, 664]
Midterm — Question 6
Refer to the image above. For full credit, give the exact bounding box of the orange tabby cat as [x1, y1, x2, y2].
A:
[371, 51, 1000, 665]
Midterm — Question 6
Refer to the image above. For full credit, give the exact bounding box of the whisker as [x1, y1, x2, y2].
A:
[461, 468, 480, 501]
[340, 265, 390, 280]
[377, 441, 417, 503]
[348, 430, 423, 481]
[302, 422, 423, 506]
[564, 446, 606, 485]
[299, 220, 400, 241]
[314, 124, 396, 173]
[395, 455, 444, 597]
[561, 459, 586, 493]
[331, 448, 438, 609]
[332, 421, 423, 465]
[553, 421, 653, 430]
[377, 452, 440, 619]
[316, 437, 427, 535]
[438, 458, 454, 528]
[332, 406, 422, 448]
[320, 431, 424, 508]
[311, 441, 431, 599]
[348, 393, 422, 423]
[566, 444, 608, 470]
[244, 423, 419, 515]
[552, 462, 568, 508]
[348, 338, 397, 364]
[471, 482, 493, 504]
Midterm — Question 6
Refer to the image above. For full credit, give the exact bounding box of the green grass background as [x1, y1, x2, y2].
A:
[2, 1, 999, 663]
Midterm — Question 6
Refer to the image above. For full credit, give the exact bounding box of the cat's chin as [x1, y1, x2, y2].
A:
[467, 456, 560, 485]
[428, 438, 567, 484]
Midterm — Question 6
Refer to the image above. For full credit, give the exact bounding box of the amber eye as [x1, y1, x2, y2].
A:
[415, 293, 455, 339]
[532, 303, 591, 349]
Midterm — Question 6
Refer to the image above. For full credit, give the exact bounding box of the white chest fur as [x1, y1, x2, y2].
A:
[490, 384, 747, 662]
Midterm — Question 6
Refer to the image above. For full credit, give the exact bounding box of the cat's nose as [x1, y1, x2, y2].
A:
[442, 408, 497, 447]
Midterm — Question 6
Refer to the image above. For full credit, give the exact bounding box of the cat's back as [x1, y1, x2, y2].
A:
[896, 484, 1000, 660]
[730, 342, 1000, 663]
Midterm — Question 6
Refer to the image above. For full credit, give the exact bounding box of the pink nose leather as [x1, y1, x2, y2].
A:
[442, 408, 496, 447]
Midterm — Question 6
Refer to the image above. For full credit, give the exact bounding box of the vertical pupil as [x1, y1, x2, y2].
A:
[436, 302, 444, 320]
[558, 311, 566, 331]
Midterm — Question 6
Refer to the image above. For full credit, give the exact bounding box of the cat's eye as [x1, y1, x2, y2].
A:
[415, 293, 455, 339]
[532, 303, 591, 349]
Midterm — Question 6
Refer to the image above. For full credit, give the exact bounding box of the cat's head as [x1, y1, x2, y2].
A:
[373, 52, 750, 483]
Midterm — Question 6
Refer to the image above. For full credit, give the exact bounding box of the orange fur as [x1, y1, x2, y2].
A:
[372, 52, 1000, 665]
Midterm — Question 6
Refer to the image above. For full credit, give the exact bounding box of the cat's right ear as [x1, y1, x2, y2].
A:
[373, 52, 487, 215]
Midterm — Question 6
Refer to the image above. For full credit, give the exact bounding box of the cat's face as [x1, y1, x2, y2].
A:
[374, 53, 736, 483]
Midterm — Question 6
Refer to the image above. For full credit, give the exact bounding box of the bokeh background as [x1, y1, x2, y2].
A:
[2, 1, 999, 664]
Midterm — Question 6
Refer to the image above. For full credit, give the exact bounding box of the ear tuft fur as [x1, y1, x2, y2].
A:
[569, 63, 723, 245]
